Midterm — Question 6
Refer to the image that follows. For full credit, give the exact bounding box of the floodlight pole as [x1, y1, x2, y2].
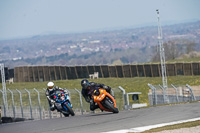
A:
[156, 9, 168, 89]
[0, 64, 8, 113]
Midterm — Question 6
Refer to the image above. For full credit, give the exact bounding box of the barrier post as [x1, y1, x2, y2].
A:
[43, 88, 52, 119]
[111, 89, 115, 97]
[7, 89, 16, 118]
[186, 84, 196, 101]
[159, 84, 167, 104]
[34, 88, 42, 120]
[25, 89, 33, 120]
[0, 90, 6, 117]
[16, 89, 24, 118]
[75, 88, 83, 115]
[118, 86, 127, 110]
[171, 84, 179, 103]
[147, 83, 157, 105]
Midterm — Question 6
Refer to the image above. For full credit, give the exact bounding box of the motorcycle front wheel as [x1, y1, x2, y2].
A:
[104, 100, 119, 113]
[63, 113, 69, 117]
[64, 103, 75, 116]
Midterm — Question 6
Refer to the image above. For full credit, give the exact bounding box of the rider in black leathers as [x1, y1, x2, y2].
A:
[45, 81, 68, 111]
[81, 79, 112, 111]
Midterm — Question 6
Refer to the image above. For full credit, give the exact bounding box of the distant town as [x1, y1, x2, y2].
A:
[0, 21, 200, 68]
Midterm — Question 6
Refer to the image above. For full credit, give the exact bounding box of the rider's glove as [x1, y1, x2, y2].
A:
[55, 86, 59, 89]
[103, 85, 108, 89]
[64, 90, 69, 95]
[103, 85, 111, 93]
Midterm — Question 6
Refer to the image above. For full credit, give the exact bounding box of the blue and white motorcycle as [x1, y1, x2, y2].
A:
[54, 90, 75, 117]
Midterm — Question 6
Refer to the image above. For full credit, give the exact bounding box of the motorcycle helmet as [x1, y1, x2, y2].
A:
[81, 79, 90, 89]
[47, 81, 54, 91]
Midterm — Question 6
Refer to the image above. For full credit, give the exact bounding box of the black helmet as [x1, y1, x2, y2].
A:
[81, 79, 90, 89]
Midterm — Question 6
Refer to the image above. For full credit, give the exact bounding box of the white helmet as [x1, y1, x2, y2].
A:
[47, 82, 54, 91]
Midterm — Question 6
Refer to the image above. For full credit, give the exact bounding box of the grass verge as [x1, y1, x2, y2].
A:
[136, 120, 200, 133]
[1, 75, 200, 106]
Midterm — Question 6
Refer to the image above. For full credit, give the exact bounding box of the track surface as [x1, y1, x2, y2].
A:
[1, 102, 200, 133]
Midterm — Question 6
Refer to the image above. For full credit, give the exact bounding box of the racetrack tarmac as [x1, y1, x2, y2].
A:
[0, 102, 200, 133]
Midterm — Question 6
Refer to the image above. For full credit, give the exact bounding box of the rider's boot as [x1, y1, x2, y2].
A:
[50, 104, 55, 111]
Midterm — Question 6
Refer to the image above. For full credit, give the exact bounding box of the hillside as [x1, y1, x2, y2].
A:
[0, 21, 200, 68]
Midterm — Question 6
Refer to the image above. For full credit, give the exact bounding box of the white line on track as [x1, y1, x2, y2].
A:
[101, 117, 200, 133]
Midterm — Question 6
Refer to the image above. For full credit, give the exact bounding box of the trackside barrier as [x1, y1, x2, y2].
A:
[0, 90, 6, 117]
[1, 84, 199, 121]
[34, 88, 42, 120]
[171, 84, 179, 103]
[148, 84, 200, 106]
[148, 83, 157, 105]
[16, 89, 24, 118]
[0, 87, 125, 121]
[158, 84, 169, 104]
[25, 89, 33, 120]
[7, 89, 16, 118]
[186, 84, 196, 101]
[43, 88, 52, 119]
[111, 89, 115, 97]
[75, 88, 83, 115]
[118, 86, 127, 109]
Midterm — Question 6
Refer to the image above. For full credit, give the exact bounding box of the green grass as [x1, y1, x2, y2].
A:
[4, 75, 200, 90]
[2, 75, 200, 107]
[134, 120, 200, 133]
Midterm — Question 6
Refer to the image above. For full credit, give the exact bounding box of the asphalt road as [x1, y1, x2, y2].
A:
[1, 102, 200, 133]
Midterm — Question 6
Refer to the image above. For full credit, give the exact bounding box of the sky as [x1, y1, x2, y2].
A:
[0, 0, 200, 40]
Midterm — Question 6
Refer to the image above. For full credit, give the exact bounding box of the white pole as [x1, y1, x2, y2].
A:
[156, 9, 168, 89]
[0, 63, 8, 116]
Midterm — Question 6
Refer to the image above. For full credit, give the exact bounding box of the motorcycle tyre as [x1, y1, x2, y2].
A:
[104, 100, 119, 113]
[63, 113, 69, 117]
[65, 103, 75, 116]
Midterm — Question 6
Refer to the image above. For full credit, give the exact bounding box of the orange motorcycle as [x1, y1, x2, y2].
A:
[93, 89, 119, 113]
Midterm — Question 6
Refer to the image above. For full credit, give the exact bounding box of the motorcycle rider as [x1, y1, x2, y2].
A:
[45, 81, 69, 111]
[81, 79, 112, 111]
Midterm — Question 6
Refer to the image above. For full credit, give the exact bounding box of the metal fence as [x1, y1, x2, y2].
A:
[148, 84, 200, 106]
[0, 87, 125, 120]
[2, 84, 199, 121]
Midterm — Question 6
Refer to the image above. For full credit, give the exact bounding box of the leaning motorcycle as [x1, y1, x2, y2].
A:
[54, 90, 75, 117]
[93, 89, 119, 113]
